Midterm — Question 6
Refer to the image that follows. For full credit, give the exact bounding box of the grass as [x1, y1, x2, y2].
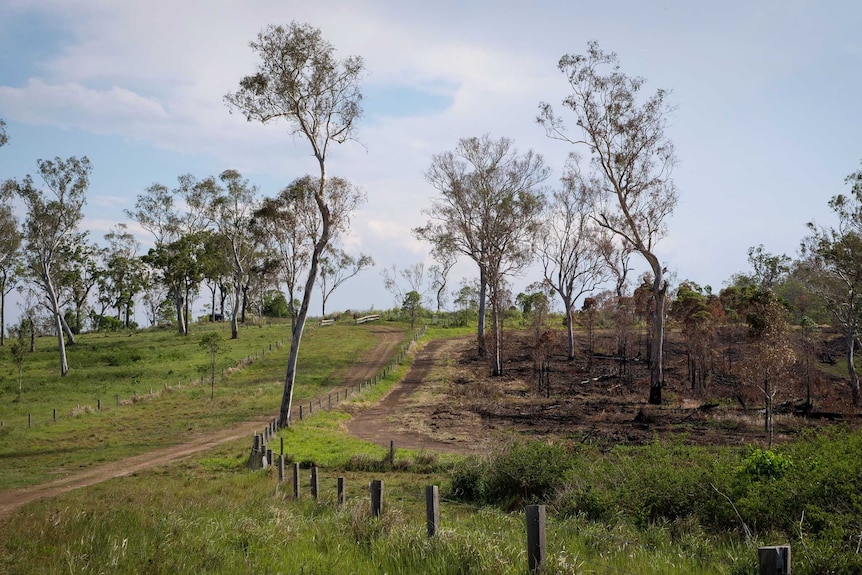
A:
[0, 320, 401, 489]
[0, 404, 740, 575]
[0, 320, 792, 574]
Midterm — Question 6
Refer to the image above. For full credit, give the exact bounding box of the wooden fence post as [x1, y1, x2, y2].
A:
[280, 437, 284, 455]
[292, 463, 301, 499]
[426, 485, 439, 537]
[526, 505, 546, 573]
[389, 440, 395, 465]
[249, 434, 260, 470]
[97, 398, 101, 411]
[337, 477, 346, 505]
[758, 545, 791, 575]
[299, 405, 303, 421]
[53, 408, 56, 422]
[370, 479, 384, 518]
[311, 466, 319, 500]
[278, 455, 285, 483]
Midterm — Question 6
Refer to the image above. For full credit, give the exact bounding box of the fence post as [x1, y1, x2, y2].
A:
[280, 437, 284, 456]
[97, 398, 101, 411]
[249, 434, 260, 470]
[337, 477, 346, 505]
[526, 505, 547, 573]
[53, 408, 56, 422]
[311, 466, 319, 500]
[292, 463, 301, 499]
[278, 455, 285, 483]
[266, 448, 273, 468]
[758, 545, 791, 575]
[426, 485, 440, 537]
[299, 405, 303, 421]
[389, 440, 395, 465]
[370, 479, 384, 518]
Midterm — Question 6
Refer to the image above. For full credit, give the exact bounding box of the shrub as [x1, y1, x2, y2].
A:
[449, 440, 573, 508]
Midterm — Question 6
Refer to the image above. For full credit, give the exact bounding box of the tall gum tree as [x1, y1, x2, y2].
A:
[5, 156, 91, 376]
[226, 22, 364, 427]
[0, 185, 22, 346]
[127, 175, 210, 335]
[801, 161, 862, 405]
[416, 135, 548, 374]
[200, 169, 260, 339]
[538, 41, 678, 404]
[253, 178, 317, 334]
[538, 166, 608, 360]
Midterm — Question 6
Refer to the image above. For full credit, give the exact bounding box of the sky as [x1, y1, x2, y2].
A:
[1, 0, 860, 325]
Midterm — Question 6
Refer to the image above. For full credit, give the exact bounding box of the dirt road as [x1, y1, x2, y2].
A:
[0, 325, 405, 521]
[347, 337, 487, 454]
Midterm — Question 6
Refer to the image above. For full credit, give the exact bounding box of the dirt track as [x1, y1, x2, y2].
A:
[347, 336, 489, 454]
[0, 325, 405, 521]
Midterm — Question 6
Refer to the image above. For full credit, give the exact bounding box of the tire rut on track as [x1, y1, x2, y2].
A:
[347, 338, 481, 454]
[0, 325, 404, 522]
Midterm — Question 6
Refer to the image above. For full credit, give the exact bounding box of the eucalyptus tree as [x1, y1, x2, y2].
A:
[0, 120, 15, 344]
[226, 22, 364, 427]
[126, 175, 210, 334]
[801, 162, 862, 405]
[4, 156, 91, 375]
[416, 135, 548, 375]
[317, 248, 373, 317]
[538, 168, 608, 360]
[253, 177, 317, 333]
[102, 224, 146, 328]
[382, 263, 426, 306]
[0, 185, 22, 345]
[429, 250, 456, 313]
[539, 41, 678, 404]
[200, 170, 260, 339]
[59, 239, 102, 333]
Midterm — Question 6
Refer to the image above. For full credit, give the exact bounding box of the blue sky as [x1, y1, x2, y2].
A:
[1, 0, 860, 324]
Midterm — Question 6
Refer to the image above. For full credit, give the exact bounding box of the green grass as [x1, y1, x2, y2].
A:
[0, 409, 739, 575]
[0, 320, 834, 574]
[0, 320, 405, 489]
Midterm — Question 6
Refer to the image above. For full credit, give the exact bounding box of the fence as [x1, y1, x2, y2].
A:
[244, 324, 790, 575]
[284, 324, 426, 425]
[5, 336, 288, 430]
[248, 457, 791, 574]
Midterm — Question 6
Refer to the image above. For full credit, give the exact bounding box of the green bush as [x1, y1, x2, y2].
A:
[450, 440, 573, 508]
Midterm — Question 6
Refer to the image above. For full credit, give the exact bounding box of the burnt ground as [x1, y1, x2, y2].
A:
[346, 327, 862, 451]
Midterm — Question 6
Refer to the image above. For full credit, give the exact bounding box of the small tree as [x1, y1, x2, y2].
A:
[10, 323, 26, 394]
[317, 248, 373, 317]
[402, 290, 423, 329]
[200, 332, 227, 399]
[740, 289, 795, 446]
[538, 170, 607, 359]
